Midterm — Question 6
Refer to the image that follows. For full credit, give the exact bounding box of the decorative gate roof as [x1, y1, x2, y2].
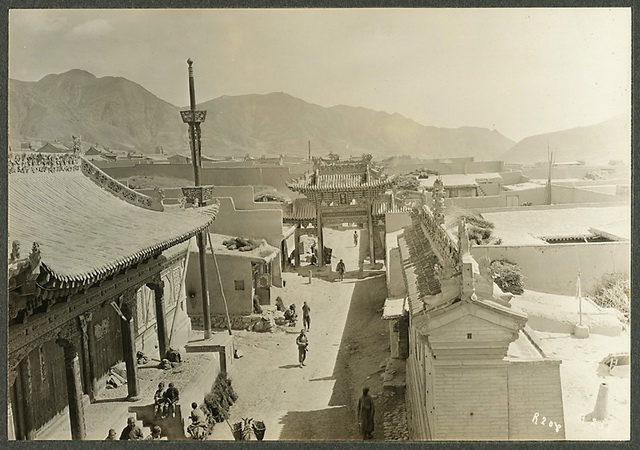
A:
[286, 156, 396, 194]
[287, 172, 395, 193]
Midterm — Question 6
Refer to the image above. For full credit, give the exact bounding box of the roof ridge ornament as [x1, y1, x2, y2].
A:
[80, 158, 164, 211]
[9, 152, 80, 174]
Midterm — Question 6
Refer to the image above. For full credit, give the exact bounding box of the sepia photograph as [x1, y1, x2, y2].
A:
[6, 7, 631, 442]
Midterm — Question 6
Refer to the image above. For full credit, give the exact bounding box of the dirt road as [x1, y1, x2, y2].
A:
[208, 229, 390, 441]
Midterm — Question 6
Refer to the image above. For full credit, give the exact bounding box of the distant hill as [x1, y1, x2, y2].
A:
[10, 69, 516, 159]
[9, 69, 186, 153]
[197, 92, 515, 159]
[503, 115, 631, 165]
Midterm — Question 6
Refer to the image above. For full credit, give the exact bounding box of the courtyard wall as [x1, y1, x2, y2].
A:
[100, 163, 302, 196]
[470, 241, 629, 295]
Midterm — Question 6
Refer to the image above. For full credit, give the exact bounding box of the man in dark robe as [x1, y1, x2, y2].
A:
[336, 259, 346, 281]
[119, 417, 144, 440]
[302, 301, 311, 331]
[357, 387, 375, 439]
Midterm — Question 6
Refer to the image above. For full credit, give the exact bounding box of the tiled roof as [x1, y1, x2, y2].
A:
[397, 219, 443, 316]
[287, 173, 395, 192]
[9, 170, 218, 290]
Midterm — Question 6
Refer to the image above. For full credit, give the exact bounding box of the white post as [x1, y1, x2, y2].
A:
[574, 270, 589, 338]
[577, 271, 582, 326]
[592, 382, 609, 420]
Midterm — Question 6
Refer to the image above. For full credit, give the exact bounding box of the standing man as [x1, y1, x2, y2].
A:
[357, 387, 375, 440]
[296, 329, 309, 367]
[336, 259, 346, 281]
[302, 301, 311, 331]
[354, 231, 358, 246]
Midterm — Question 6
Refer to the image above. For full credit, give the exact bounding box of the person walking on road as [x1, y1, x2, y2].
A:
[336, 259, 346, 281]
[354, 231, 358, 246]
[357, 387, 375, 440]
[302, 301, 311, 331]
[296, 329, 309, 367]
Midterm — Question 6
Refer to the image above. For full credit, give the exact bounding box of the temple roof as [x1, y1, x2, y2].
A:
[9, 158, 218, 290]
[397, 222, 443, 316]
[287, 172, 395, 193]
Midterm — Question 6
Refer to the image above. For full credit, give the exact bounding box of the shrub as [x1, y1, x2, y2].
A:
[490, 260, 525, 295]
[592, 273, 629, 322]
[461, 214, 494, 230]
[202, 372, 239, 427]
[459, 214, 494, 244]
[395, 174, 421, 192]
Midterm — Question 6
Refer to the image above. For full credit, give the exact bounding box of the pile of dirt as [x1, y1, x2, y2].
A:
[222, 237, 261, 252]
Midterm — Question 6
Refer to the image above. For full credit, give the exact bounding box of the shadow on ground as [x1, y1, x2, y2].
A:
[278, 275, 388, 440]
[128, 404, 186, 440]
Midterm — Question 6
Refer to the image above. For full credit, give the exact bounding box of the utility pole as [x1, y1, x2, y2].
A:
[308, 140, 311, 161]
[181, 58, 212, 339]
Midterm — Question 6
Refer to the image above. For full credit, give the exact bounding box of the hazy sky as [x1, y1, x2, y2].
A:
[9, 8, 631, 141]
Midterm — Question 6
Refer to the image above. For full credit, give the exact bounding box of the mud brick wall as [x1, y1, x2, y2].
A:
[433, 365, 509, 440]
[507, 361, 565, 439]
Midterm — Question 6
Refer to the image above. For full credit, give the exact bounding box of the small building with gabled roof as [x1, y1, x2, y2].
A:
[37, 142, 70, 153]
[396, 205, 565, 440]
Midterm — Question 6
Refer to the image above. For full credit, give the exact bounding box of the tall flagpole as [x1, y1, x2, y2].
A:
[181, 58, 212, 339]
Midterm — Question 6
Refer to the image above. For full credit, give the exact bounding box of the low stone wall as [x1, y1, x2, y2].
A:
[383, 395, 409, 440]
[190, 314, 274, 332]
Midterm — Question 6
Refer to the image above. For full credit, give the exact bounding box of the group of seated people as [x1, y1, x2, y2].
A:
[283, 304, 298, 326]
[107, 418, 163, 440]
[154, 382, 180, 419]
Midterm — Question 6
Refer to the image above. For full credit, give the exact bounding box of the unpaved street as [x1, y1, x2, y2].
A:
[208, 229, 390, 440]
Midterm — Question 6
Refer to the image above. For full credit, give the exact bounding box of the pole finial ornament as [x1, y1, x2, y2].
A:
[187, 58, 193, 66]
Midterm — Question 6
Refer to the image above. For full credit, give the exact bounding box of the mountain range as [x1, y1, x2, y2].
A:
[503, 115, 630, 165]
[8, 69, 629, 164]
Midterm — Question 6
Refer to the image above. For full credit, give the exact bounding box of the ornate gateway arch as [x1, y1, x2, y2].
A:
[284, 155, 401, 268]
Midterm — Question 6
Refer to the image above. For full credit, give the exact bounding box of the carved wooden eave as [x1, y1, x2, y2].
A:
[181, 185, 217, 206]
[7, 255, 171, 387]
[8, 242, 43, 321]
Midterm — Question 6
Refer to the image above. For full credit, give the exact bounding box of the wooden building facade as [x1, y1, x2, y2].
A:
[7, 153, 218, 440]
